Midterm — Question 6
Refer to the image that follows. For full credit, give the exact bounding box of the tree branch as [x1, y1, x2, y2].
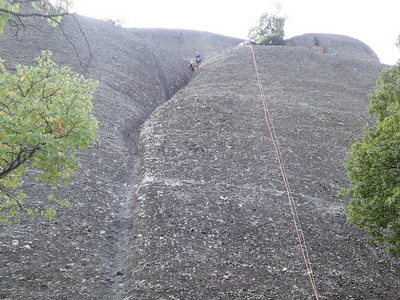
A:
[0, 144, 41, 180]
[0, 7, 73, 19]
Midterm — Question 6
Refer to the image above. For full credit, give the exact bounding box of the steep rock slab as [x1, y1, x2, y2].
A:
[130, 28, 243, 61]
[0, 15, 191, 300]
[130, 44, 400, 299]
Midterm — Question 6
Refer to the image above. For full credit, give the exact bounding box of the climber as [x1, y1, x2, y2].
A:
[188, 60, 196, 71]
[239, 39, 254, 46]
[195, 51, 203, 64]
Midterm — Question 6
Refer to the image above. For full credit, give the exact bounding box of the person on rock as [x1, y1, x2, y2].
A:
[188, 60, 196, 71]
[195, 51, 203, 64]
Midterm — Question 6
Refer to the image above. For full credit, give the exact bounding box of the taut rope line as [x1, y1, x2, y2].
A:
[248, 45, 320, 300]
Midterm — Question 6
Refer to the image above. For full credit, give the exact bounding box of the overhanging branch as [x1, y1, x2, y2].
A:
[0, 7, 73, 19]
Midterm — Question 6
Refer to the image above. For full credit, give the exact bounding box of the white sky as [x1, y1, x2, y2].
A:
[71, 0, 400, 65]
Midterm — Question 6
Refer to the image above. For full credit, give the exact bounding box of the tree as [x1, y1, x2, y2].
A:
[397, 33, 400, 50]
[248, 12, 286, 46]
[0, 50, 98, 224]
[339, 62, 400, 256]
[0, 0, 72, 34]
[104, 18, 125, 28]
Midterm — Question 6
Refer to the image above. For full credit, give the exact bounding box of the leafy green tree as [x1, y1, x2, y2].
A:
[0, 0, 72, 33]
[0, 50, 98, 224]
[104, 18, 125, 28]
[339, 62, 400, 256]
[248, 12, 286, 46]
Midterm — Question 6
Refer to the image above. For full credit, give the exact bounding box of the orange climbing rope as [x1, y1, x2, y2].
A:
[248, 45, 320, 300]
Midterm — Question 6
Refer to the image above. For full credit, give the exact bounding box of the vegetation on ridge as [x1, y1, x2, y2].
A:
[248, 12, 286, 46]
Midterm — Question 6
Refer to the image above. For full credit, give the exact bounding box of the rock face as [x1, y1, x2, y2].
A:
[286, 33, 380, 61]
[129, 28, 243, 61]
[0, 15, 399, 300]
[128, 45, 400, 299]
[0, 15, 242, 300]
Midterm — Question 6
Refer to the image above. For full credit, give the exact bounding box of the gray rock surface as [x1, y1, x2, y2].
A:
[0, 15, 194, 300]
[128, 45, 400, 299]
[0, 14, 399, 300]
[129, 28, 243, 61]
[286, 33, 380, 62]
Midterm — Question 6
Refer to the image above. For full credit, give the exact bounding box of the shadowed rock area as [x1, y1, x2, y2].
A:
[0, 15, 238, 300]
[0, 15, 400, 300]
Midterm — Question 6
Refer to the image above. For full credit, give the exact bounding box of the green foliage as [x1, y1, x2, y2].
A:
[0, 0, 19, 34]
[340, 62, 400, 256]
[0, 0, 72, 32]
[248, 12, 286, 46]
[397, 33, 400, 50]
[103, 18, 125, 28]
[0, 50, 98, 224]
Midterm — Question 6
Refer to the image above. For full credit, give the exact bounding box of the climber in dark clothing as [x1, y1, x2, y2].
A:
[195, 51, 203, 64]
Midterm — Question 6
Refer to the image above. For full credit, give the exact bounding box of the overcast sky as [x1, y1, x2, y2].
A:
[72, 0, 400, 65]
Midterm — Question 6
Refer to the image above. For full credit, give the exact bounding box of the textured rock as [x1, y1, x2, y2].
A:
[0, 14, 399, 300]
[129, 46, 400, 299]
[0, 15, 193, 300]
[0, 14, 243, 300]
[286, 33, 380, 62]
[129, 28, 243, 61]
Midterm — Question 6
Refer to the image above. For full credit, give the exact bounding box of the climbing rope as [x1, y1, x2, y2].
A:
[248, 45, 320, 300]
